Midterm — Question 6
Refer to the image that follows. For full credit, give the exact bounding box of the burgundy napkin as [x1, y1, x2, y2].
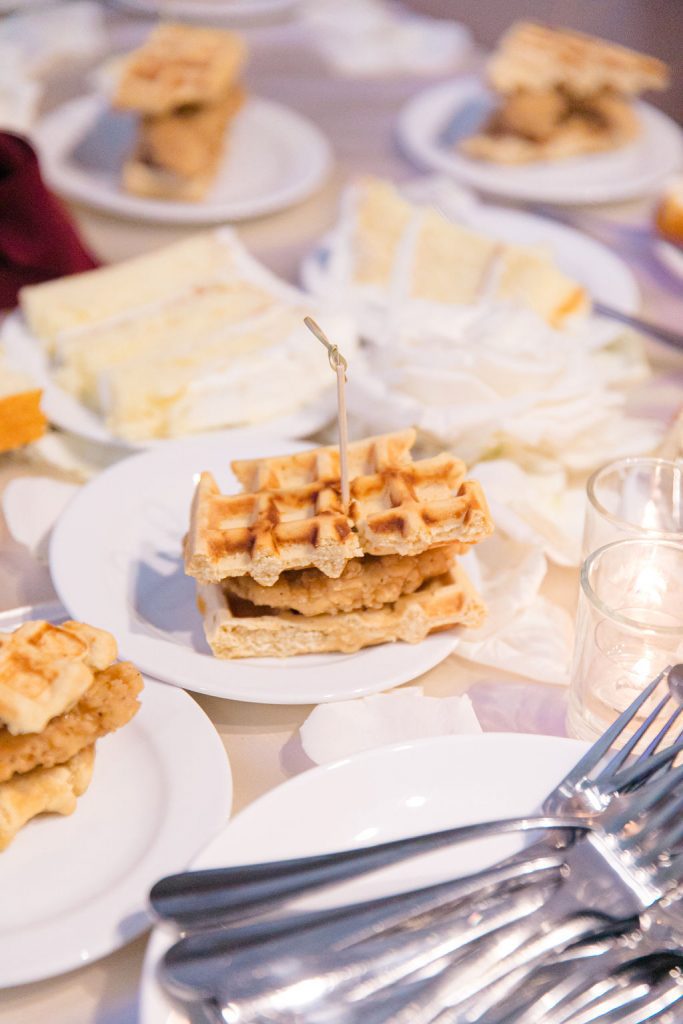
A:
[0, 132, 99, 309]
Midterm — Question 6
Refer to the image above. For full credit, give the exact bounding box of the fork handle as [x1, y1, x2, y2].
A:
[150, 814, 586, 927]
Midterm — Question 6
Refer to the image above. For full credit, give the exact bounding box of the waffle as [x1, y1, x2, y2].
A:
[198, 562, 487, 658]
[185, 431, 493, 586]
[114, 24, 247, 115]
[232, 429, 415, 492]
[0, 661, 143, 784]
[0, 746, 94, 852]
[488, 22, 669, 98]
[222, 546, 459, 617]
[0, 621, 118, 736]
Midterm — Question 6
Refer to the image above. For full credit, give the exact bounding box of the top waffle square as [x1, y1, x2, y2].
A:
[185, 431, 493, 586]
[114, 24, 247, 116]
[488, 22, 668, 98]
[0, 621, 118, 735]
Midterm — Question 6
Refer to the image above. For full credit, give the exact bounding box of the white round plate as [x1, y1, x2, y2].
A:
[34, 92, 332, 224]
[0, 602, 232, 989]
[49, 434, 460, 703]
[1, 312, 335, 449]
[301, 198, 640, 315]
[110, 0, 297, 20]
[397, 78, 683, 205]
[139, 731, 588, 1024]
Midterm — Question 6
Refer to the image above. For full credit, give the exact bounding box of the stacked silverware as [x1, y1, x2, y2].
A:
[150, 665, 683, 1023]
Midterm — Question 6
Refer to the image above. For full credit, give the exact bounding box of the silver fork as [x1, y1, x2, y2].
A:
[496, 948, 683, 1024]
[157, 668, 683, 1019]
[379, 765, 683, 1024]
[151, 665, 683, 931]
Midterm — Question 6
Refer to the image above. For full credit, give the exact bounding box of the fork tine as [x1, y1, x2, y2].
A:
[597, 691, 672, 780]
[626, 790, 683, 858]
[566, 668, 670, 786]
[602, 763, 683, 832]
[600, 740, 683, 793]
[637, 702, 683, 760]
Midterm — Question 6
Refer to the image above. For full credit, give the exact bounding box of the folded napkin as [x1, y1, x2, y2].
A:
[300, 686, 481, 765]
[2, 475, 79, 563]
[300, 0, 471, 77]
[0, 133, 99, 308]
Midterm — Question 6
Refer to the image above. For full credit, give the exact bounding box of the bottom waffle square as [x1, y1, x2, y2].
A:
[0, 745, 95, 852]
[197, 562, 486, 658]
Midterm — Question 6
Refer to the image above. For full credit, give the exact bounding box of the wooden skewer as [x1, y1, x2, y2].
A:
[304, 316, 350, 508]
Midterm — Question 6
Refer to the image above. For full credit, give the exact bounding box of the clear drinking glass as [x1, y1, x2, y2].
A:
[567, 538, 683, 742]
[583, 457, 683, 558]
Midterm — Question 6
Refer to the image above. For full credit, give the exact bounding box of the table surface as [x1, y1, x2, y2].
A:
[1, 6, 682, 1023]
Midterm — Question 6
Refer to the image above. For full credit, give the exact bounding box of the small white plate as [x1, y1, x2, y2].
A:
[109, 0, 297, 21]
[34, 92, 332, 224]
[397, 78, 683, 205]
[139, 731, 587, 1024]
[49, 434, 460, 703]
[1, 313, 336, 449]
[301, 196, 640, 315]
[0, 602, 232, 989]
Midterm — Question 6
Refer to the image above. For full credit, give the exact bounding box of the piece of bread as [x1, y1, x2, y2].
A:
[113, 23, 247, 115]
[198, 562, 487, 658]
[0, 621, 117, 736]
[0, 746, 94, 852]
[488, 22, 669, 98]
[0, 358, 46, 452]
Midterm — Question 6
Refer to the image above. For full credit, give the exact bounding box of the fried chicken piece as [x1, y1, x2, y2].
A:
[222, 546, 461, 616]
[0, 662, 143, 783]
[491, 89, 569, 142]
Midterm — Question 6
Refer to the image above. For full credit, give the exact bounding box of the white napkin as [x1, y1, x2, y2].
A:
[0, 1, 105, 134]
[300, 0, 472, 77]
[0, 1, 105, 76]
[300, 685, 481, 765]
[21, 431, 124, 481]
[456, 524, 575, 685]
[2, 475, 79, 562]
[0, 43, 40, 134]
[456, 596, 574, 687]
[346, 303, 659, 473]
[472, 460, 585, 567]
